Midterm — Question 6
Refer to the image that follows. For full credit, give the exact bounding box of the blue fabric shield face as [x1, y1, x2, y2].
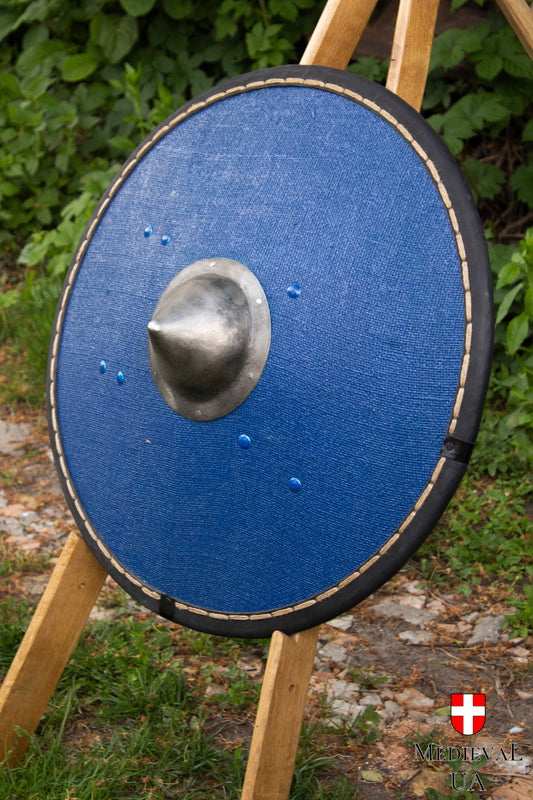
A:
[48, 66, 492, 637]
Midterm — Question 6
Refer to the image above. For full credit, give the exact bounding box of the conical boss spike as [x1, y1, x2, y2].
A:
[148, 258, 271, 421]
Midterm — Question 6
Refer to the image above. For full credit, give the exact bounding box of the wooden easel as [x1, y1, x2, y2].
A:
[2, 0, 532, 796]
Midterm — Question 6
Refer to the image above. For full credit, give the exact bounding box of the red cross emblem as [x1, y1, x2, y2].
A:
[450, 693, 486, 735]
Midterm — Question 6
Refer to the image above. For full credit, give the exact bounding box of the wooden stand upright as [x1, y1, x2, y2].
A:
[1, 0, 532, 796]
[0, 533, 107, 766]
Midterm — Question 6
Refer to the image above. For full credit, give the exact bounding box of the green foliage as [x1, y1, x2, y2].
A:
[349, 705, 381, 744]
[424, 11, 533, 268]
[414, 471, 532, 632]
[0, 596, 33, 671]
[347, 666, 388, 691]
[474, 405, 533, 476]
[427, 19, 533, 155]
[0, 164, 118, 405]
[347, 55, 389, 83]
[480, 229, 533, 473]
[494, 228, 532, 355]
[462, 157, 504, 202]
[511, 158, 533, 207]
[202, 661, 261, 709]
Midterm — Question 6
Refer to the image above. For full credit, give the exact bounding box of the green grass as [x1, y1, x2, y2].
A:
[413, 468, 532, 636]
[0, 613, 355, 799]
[0, 596, 34, 673]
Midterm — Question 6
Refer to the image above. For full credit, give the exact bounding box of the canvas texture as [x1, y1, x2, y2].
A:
[55, 84, 465, 614]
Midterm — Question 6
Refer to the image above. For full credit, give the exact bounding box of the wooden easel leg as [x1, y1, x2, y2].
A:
[386, 0, 440, 112]
[0, 532, 107, 767]
[301, 0, 380, 69]
[495, 0, 533, 60]
[240, 626, 320, 800]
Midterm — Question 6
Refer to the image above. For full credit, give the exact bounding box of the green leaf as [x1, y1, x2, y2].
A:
[361, 770, 383, 782]
[503, 51, 533, 79]
[245, 21, 266, 57]
[463, 158, 505, 200]
[120, 0, 156, 14]
[61, 53, 100, 82]
[0, 9, 22, 40]
[269, 0, 298, 21]
[6, 0, 53, 29]
[348, 56, 388, 83]
[475, 55, 503, 81]
[470, 92, 509, 125]
[91, 14, 139, 63]
[0, 72, 20, 99]
[214, 14, 238, 39]
[496, 260, 522, 289]
[35, 205, 52, 225]
[511, 163, 533, 208]
[157, 83, 172, 105]
[25, 156, 39, 176]
[163, 0, 194, 20]
[0, 288, 21, 310]
[108, 135, 135, 152]
[0, 180, 18, 198]
[507, 313, 529, 355]
[55, 150, 69, 172]
[16, 40, 70, 76]
[443, 113, 474, 139]
[525, 286, 533, 318]
[496, 283, 524, 326]
[430, 28, 482, 71]
[427, 113, 444, 133]
[21, 22, 49, 50]
[523, 120, 533, 143]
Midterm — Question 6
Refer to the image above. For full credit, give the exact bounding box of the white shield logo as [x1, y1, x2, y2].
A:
[450, 693, 486, 735]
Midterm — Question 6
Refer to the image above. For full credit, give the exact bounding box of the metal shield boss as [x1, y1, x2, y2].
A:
[49, 65, 493, 637]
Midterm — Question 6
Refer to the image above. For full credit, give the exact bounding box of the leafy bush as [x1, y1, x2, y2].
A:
[477, 230, 533, 475]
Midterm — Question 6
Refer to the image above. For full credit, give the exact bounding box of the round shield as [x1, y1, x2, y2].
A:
[48, 65, 492, 637]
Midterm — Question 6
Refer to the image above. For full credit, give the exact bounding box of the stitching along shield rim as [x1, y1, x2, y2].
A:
[48, 65, 493, 638]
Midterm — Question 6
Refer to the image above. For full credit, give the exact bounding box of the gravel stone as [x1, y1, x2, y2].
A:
[327, 679, 360, 701]
[398, 629, 433, 645]
[330, 699, 364, 720]
[19, 511, 39, 525]
[359, 692, 381, 707]
[394, 687, 434, 709]
[327, 614, 353, 631]
[381, 700, 403, 721]
[498, 756, 532, 776]
[0, 420, 31, 454]
[467, 615, 505, 646]
[318, 642, 348, 664]
[403, 581, 425, 595]
[371, 600, 438, 627]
